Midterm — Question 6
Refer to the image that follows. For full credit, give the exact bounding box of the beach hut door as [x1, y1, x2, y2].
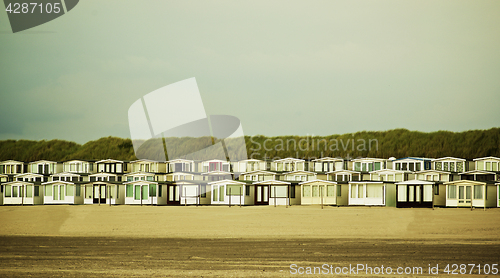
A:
[255, 185, 269, 205]
[93, 184, 106, 204]
[167, 184, 180, 205]
[458, 185, 472, 205]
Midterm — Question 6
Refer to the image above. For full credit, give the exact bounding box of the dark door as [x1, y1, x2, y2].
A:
[93, 184, 106, 204]
[167, 184, 180, 205]
[397, 185, 432, 208]
[254, 185, 269, 205]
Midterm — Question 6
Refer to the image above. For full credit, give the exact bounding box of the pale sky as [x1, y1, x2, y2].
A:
[1, 0, 499, 144]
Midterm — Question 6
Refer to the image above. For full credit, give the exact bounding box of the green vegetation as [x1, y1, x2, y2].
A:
[0, 128, 498, 162]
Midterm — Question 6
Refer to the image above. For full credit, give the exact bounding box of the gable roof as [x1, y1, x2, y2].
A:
[95, 159, 124, 164]
[299, 179, 337, 185]
[396, 179, 435, 185]
[459, 170, 497, 175]
[473, 156, 500, 161]
[393, 157, 432, 162]
[28, 160, 58, 164]
[241, 170, 277, 175]
[431, 157, 466, 162]
[311, 157, 343, 162]
[283, 170, 316, 175]
[253, 180, 291, 185]
[273, 157, 305, 163]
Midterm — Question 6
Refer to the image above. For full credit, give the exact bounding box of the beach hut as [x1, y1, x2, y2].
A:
[253, 180, 299, 206]
[299, 180, 337, 206]
[51, 172, 85, 182]
[165, 172, 200, 182]
[326, 170, 361, 182]
[444, 180, 497, 208]
[0, 160, 26, 180]
[460, 170, 498, 182]
[124, 171, 155, 182]
[281, 170, 317, 182]
[395, 180, 434, 208]
[210, 180, 251, 206]
[2, 181, 43, 205]
[124, 180, 163, 205]
[231, 159, 267, 174]
[168, 159, 197, 173]
[28, 160, 61, 175]
[311, 157, 344, 173]
[62, 160, 96, 174]
[415, 170, 457, 182]
[239, 170, 277, 182]
[431, 157, 466, 172]
[95, 159, 129, 174]
[176, 181, 211, 205]
[14, 173, 45, 182]
[83, 181, 125, 205]
[351, 158, 388, 173]
[89, 172, 122, 182]
[129, 159, 167, 173]
[393, 157, 432, 172]
[271, 157, 306, 172]
[369, 169, 411, 182]
[348, 181, 391, 206]
[42, 181, 84, 205]
[201, 171, 233, 182]
[201, 159, 231, 173]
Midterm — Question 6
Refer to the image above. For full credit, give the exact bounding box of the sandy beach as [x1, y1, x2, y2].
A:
[0, 205, 499, 277]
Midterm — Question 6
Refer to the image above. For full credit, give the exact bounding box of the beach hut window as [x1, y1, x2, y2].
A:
[45, 185, 51, 196]
[312, 186, 319, 197]
[219, 186, 224, 201]
[75, 185, 81, 197]
[149, 184, 156, 197]
[424, 185, 433, 202]
[142, 186, 148, 200]
[5, 185, 11, 197]
[66, 185, 73, 196]
[147, 176, 153, 181]
[337, 185, 342, 196]
[366, 184, 382, 198]
[213, 186, 218, 201]
[25, 185, 32, 198]
[245, 185, 250, 196]
[327, 185, 335, 197]
[60, 185, 65, 200]
[134, 185, 141, 200]
[358, 185, 364, 198]
[271, 186, 287, 198]
[303, 186, 311, 197]
[227, 185, 242, 196]
[486, 162, 492, 171]
[398, 185, 407, 202]
[12, 186, 18, 197]
[354, 163, 361, 171]
[290, 185, 295, 198]
[473, 185, 483, 199]
[448, 185, 456, 199]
